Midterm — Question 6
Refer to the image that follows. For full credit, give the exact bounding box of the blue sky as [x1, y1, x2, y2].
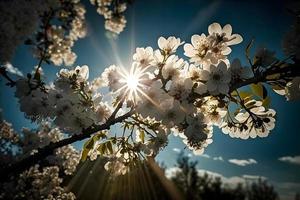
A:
[1, 0, 300, 199]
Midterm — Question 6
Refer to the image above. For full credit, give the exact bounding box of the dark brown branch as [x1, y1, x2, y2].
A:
[0, 109, 133, 182]
[190, 61, 300, 100]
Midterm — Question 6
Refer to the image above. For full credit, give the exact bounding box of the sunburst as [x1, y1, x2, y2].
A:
[116, 64, 149, 103]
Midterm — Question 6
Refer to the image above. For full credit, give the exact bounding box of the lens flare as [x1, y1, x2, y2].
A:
[117, 64, 149, 103]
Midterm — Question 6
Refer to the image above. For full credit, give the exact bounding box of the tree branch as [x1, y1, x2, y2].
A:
[0, 67, 16, 87]
[0, 109, 133, 182]
[190, 61, 300, 100]
[1, 60, 299, 182]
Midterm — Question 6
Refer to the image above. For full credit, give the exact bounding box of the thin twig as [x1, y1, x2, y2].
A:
[0, 67, 16, 87]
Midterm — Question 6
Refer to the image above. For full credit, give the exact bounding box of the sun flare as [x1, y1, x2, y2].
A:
[117, 65, 148, 103]
[126, 74, 139, 91]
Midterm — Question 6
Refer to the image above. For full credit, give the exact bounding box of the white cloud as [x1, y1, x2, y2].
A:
[213, 156, 224, 161]
[278, 156, 300, 165]
[3, 63, 23, 76]
[243, 174, 266, 180]
[228, 158, 257, 166]
[200, 154, 210, 158]
[172, 148, 181, 153]
[165, 167, 181, 178]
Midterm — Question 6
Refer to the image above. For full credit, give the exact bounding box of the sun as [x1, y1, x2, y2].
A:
[117, 64, 148, 103]
[126, 74, 139, 91]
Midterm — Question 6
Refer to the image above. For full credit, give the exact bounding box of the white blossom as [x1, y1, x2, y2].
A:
[161, 100, 186, 128]
[133, 47, 154, 68]
[208, 22, 243, 46]
[204, 61, 231, 95]
[184, 34, 211, 66]
[158, 36, 184, 55]
[169, 78, 193, 101]
[183, 114, 213, 155]
[101, 65, 122, 91]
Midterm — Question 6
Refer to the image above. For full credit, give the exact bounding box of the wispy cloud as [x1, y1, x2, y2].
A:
[278, 156, 300, 165]
[3, 63, 23, 76]
[213, 156, 224, 161]
[172, 148, 181, 153]
[228, 158, 257, 166]
[243, 175, 266, 180]
[200, 154, 210, 158]
[182, 1, 221, 38]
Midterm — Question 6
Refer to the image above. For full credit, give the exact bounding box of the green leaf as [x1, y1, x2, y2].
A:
[139, 130, 145, 143]
[239, 91, 252, 99]
[262, 96, 271, 108]
[81, 148, 90, 162]
[94, 132, 106, 140]
[262, 85, 268, 99]
[81, 138, 94, 161]
[97, 143, 106, 155]
[250, 83, 268, 99]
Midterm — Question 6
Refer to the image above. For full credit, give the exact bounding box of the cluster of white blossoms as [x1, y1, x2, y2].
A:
[93, 23, 249, 155]
[0, 0, 87, 66]
[221, 100, 276, 139]
[0, 117, 79, 199]
[0, 117, 20, 164]
[10, 22, 300, 175]
[21, 122, 81, 175]
[35, 0, 87, 66]
[46, 2, 87, 66]
[184, 23, 243, 67]
[90, 0, 127, 34]
[15, 65, 111, 133]
[15, 165, 75, 200]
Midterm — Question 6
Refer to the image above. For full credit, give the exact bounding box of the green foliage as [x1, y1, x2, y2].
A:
[250, 83, 271, 108]
[250, 83, 268, 99]
[138, 129, 145, 143]
[81, 132, 107, 161]
[97, 140, 114, 155]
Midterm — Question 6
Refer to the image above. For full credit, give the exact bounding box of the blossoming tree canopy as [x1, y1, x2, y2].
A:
[0, 0, 131, 66]
[0, 15, 298, 177]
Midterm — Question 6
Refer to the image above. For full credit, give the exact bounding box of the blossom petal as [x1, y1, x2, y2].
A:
[158, 37, 166, 49]
[222, 47, 232, 55]
[227, 34, 243, 45]
[218, 84, 229, 94]
[208, 22, 222, 35]
[223, 24, 232, 37]
[207, 80, 217, 92]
